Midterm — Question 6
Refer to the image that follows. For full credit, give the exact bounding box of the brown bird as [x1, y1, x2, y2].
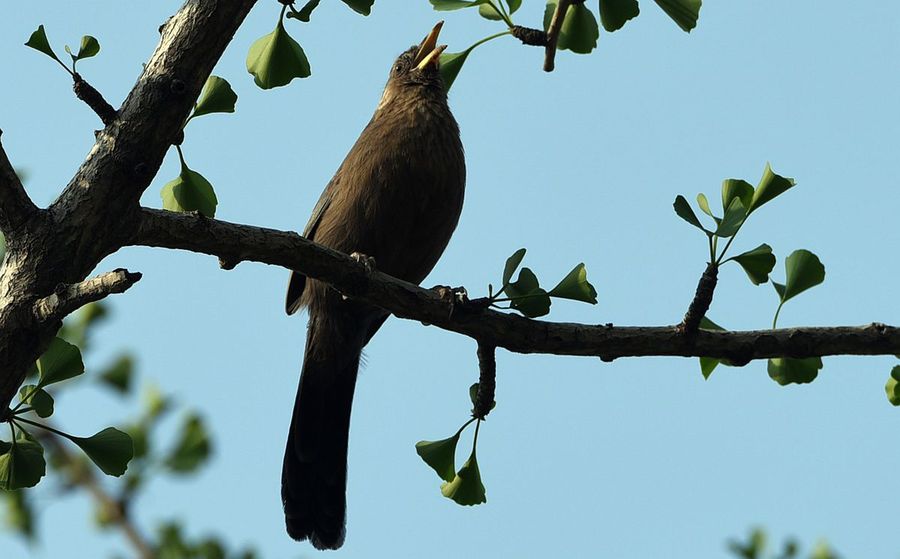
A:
[282, 22, 465, 550]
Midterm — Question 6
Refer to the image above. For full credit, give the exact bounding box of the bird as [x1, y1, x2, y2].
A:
[281, 22, 465, 550]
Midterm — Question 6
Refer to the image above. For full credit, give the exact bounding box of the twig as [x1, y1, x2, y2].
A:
[544, 0, 574, 72]
[131, 208, 900, 362]
[73, 74, 118, 126]
[677, 262, 719, 337]
[474, 342, 497, 419]
[36, 430, 154, 559]
[0, 129, 39, 234]
[33, 269, 142, 324]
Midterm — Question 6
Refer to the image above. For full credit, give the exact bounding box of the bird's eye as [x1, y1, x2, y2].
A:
[393, 63, 403, 74]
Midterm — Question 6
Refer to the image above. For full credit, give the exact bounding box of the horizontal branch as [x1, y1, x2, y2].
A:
[0, 129, 38, 234]
[33, 268, 143, 324]
[131, 208, 900, 363]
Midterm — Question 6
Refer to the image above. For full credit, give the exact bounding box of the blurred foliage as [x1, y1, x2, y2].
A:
[728, 528, 841, 559]
[1, 302, 256, 558]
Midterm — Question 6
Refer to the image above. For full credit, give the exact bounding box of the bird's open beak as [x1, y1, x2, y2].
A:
[414, 21, 448, 71]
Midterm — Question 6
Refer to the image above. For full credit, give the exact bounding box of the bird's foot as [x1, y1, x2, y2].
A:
[342, 252, 377, 301]
[350, 252, 377, 273]
[430, 285, 471, 320]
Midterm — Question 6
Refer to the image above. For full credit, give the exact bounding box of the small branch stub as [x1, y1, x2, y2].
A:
[678, 262, 719, 337]
[474, 342, 497, 419]
[73, 73, 118, 126]
[511, 26, 549, 47]
[33, 268, 143, 324]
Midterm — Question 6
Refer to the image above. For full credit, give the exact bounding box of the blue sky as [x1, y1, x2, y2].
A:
[2, 1, 899, 557]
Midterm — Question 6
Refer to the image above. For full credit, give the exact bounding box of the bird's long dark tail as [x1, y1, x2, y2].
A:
[282, 318, 362, 550]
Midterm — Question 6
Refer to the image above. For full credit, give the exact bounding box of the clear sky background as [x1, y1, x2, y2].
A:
[2, 1, 899, 558]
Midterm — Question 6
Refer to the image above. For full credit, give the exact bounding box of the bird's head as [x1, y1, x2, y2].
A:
[378, 22, 448, 109]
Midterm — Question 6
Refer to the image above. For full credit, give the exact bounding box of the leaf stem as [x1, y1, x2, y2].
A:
[14, 416, 75, 442]
[773, 300, 785, 329]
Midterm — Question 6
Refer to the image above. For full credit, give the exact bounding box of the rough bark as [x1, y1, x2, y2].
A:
[132, 208, 900, 362]
[0, 0, 257, 409]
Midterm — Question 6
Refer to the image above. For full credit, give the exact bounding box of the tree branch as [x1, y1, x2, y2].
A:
[544, 0, 574, 72]
[131, 208, 900, 363]
[33, 268, 142, 324]
[0, 129, 38, 235]
[0, 0, 258, 411]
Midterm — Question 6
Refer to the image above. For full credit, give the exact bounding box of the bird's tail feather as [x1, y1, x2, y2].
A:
[282, 321, 361, 550]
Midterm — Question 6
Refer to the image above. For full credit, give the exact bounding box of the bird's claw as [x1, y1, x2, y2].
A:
[431, 285, 469, 320]
[350, 252, 377, 274]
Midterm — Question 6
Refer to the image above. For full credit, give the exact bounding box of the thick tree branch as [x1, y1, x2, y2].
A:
[132, 208, 900, 363]
[0, 0, 257, 411]
[544, 0, 574, 72]
[0, 129, 38, 235]
[33, 269, 142, 324]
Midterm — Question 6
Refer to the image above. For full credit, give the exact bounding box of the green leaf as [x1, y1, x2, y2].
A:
[767, 357, 822, 386]
[507, 0, 522, 14]
[68, 35, 100, 61]
[70, 427, 134, 476]
[18, 385, 54, 418]
[340, 0, 374, 15]
[430, 0, 491, 10]
[653, 0, 702, 32]
[0, 439, 46, 490]
[161, 161, 218, 217]
[884, 366, 900, 406]
[36, 337, 84, 388]
[165, 414, 212, 473]
[439, 48, 475, 92]
[599, 0, 640, 32]
[124, 422, 150, 460]
[506, 268, 551, 318]
[24, 25, 62, 64]
[549, 263, 598, 304]
[478, 3, 503, 20]
[544, 1, 600, 54]
[415, 432, 460, 482]
[246, 20, 311, 90]
[4, 489, 34, 539]
[721, 179, 754, 212]
[731, 244, 775, 285]
[98, 355, 134, 394]
[714, 197, 745, 238]
[673, 195, 707, 232]
[779, 249, 825, 303]
[698, 316, 724, 379]
[440, 449, 486, 505]
[747, 163, 796, 214]
[695, 193, 719, 222]
[191, 76, 237, 120]
[502, 248, 527, 286]
[772, 281, 786, 300]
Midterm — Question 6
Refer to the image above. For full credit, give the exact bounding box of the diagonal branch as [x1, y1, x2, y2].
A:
[131, 208, 900, 363]
[33, 269, 143, 324]
[0, 129, 39, 235]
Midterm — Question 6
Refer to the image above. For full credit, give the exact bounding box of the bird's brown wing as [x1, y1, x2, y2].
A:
[285, 179, 336, 315]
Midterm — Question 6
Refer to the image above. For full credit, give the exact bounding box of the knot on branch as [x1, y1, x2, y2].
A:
[73, 73, 118, 126]
[33, 268, 143, 324]
[677, 262, 719, 338]
[511, 26, 549, 47]
[473, 342, 497, 420]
